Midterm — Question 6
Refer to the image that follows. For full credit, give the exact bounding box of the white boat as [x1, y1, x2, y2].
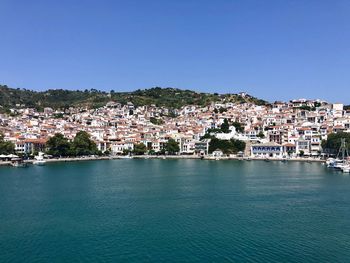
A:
[328, 159, 347, 170]
[327, 158, 342, 168]
[342, 165, 350, 173]
[33, 152, 46, 165]
[118, 155, 132, 159]
[337, 162, 348, 169]
[33, 159, 46, 165]
[327, 139, 349, 170]
[326, 158, 335, 166]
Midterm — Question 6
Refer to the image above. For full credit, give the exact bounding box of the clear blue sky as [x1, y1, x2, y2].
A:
[1, 0, 349, 103]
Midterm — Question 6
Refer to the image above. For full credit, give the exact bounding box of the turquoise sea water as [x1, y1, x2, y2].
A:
[0, 160, 350, 262]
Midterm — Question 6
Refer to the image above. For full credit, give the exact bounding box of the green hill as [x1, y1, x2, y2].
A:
[0, 85, 269, 112]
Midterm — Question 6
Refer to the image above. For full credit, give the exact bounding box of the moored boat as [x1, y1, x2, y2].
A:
[327, 159, 348, 169]
[281, 156, 289, 162]
[326, 158, 335, 167]
[327, 139, 349, 170]
[117, 155, 133, 159]
[33, 152, 46, 165]
[342, 166, 350, 173]
[11, 158, 28, 168]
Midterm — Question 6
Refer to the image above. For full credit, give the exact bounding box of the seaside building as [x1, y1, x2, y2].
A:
[194, 139, 210, 156]
[15, 139, 47, 155]
[250, 142, 284, 158]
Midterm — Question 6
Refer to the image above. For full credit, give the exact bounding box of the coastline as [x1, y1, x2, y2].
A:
[0, 155, 325, 166]
[133, 155, 325, 162]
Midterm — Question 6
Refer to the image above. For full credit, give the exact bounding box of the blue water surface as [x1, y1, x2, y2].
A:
[0, 160, 349, 262]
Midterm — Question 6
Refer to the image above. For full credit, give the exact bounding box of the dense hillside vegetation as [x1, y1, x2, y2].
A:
[0, 84, 269, 111]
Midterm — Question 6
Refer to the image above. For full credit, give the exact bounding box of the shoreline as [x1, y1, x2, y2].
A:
[133, 155, 325, 162]
[0, 155, 325, 166]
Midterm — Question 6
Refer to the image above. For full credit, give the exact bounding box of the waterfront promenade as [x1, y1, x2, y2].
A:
[0, 155, 325, 166]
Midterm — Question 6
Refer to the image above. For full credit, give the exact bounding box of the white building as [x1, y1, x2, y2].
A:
[251, 142, 283, 158]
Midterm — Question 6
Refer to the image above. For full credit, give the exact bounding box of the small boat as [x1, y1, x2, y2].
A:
[326, 158, 335, 167]
[281, 156, 289, 162]
[327, 158, 345, 169]
[118, 155, 132, 159]
[33, 159, 46, 165]
[328, 159, 347, 170]
[11, 158, 28, 168]
[342, 166, 350, 173]
[33, 152, 46, 166]
[328, 139, 349, 170]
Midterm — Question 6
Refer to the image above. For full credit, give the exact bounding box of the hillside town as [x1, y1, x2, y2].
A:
[0, 94, 349, 159]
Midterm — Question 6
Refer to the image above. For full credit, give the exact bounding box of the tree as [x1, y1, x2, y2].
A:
[148, 149, 156, 155]
[231, 139, 246, 153]
[165, 138, 180, 155]
[257, 131, 265, 138]
[133, 143, 147, 155]
[209, 138, 245, 154]
[46, 133, 71, 157]
[220, 118, 230, 133]
[123, 149, 132, 156]
[219, 107, 227, 113]
[299, 105, 313, 111]
[299, 150, 305, 157]
[232, 122, 244, 133]
[0, 134, 15, 154]
[71, 131, 98, 156]
[53, 113, 64, 119]
[150, 117, 164, 125]
[200, 133, 215, 140]
[314, 102, 321, 108]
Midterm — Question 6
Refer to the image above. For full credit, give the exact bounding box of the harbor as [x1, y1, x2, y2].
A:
[0, 154, 328, 167]
[1, 159, 350, 262]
